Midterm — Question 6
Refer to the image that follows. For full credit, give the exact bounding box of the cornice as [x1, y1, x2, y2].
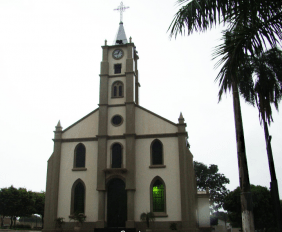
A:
[53, 137, 98, 142]
[55, 133, 181, 143]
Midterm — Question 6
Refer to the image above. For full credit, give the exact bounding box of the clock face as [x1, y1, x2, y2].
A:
[113, 49, 124, 59]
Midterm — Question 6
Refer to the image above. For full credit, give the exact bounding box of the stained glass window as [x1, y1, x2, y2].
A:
[74, 182, 85, 214]
[152, 180, 164, 212]
[75, 144, 85, 168]
[152, 140, 163, 165]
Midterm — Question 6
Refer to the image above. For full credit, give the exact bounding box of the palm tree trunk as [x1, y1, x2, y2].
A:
[231, 80, 255, 232]
[262, 116, 282, 231]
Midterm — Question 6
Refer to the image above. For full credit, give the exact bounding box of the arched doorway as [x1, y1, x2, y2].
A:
[107, 178, 127, 227]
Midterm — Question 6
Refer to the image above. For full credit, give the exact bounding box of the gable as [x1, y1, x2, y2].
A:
[62, 108, 99, 139]
[135, 106, 178, 135]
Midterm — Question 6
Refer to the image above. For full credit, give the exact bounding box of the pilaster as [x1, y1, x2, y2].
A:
[125, 44, 136, 224]
[43, 121, 63, 231]
[96, 44, 109, 228]
[177, 114, 198, 230]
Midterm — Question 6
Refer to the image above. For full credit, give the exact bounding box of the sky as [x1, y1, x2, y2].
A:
[0, 0, 281, 201]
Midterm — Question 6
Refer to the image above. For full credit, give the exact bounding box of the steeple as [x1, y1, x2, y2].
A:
[113, 2, 129, 45]
[114, 22, 128, 45]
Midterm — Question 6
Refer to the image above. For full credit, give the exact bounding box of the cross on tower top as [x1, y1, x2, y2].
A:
[114, 2, 129, 23]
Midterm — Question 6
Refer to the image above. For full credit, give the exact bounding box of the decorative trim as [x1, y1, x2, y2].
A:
[124, 133, 136, 137]
[136, 105, 177, 126]
[72, 168, 87, 171]
[63, 108, 99, 133]
[108, 74, 126, 78]
[125, 71, 135, 75]
[57, 133, 180, 143]
[153, 212, 168, 217]
[136, 133, 178, 139]
[56, 138, 98, 143]
[108, 135, 125, 140]
[176, 132, 188, 136]
[108, 104, 126, 107]
[149, 165, 166, 169]
[103, 168, 127, 174]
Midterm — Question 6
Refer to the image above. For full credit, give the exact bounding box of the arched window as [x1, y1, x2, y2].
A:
[112, 81, 124, 98]
[150, 177, 166, 216]
[111, 143, 122, 168]
[71, 179, 86, 215]
[151, 139, 163, 165]
[74, 143, 86, 168]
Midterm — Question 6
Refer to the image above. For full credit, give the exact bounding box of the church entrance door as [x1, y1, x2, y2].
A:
[107, 178, 127, 228]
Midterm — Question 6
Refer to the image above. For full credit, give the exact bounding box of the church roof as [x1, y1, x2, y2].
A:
[114, 22, 128, 45]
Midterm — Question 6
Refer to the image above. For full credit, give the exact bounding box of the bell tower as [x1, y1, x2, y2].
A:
[99, 23, 139, 106]
[96, 20, 140, 228]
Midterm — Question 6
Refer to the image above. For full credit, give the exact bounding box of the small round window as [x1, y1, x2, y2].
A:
[111, 115, 123, 126]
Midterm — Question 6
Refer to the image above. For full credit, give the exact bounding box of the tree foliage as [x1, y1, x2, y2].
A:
[237, 47, 282, 125]
[0, 186, 45, 228]
[194, 161, 230, 211]
[224, 185, 275, 230]
[169, 0, 282, 59]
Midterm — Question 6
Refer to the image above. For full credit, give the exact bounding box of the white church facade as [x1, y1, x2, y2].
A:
[43, 22, 209, 232]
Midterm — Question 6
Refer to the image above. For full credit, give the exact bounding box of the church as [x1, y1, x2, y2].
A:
[43, 19, 210, 232]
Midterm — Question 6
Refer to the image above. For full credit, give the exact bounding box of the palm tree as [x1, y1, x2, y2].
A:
[237, 47, 282, 231]
[169, 1, 282, 232]
[213, 29, 255, 232]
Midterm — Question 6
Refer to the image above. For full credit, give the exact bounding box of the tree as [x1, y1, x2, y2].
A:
[33, 192, 45, 228]
[237, 47, 282, 230]
[224, 185, 275, 230]
[0, 186, 34, 228]
[169, 1, 282, 231]
[194, 161, 230, 211]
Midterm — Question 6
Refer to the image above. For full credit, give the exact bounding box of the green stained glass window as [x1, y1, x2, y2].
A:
[152, 180, 164, 212]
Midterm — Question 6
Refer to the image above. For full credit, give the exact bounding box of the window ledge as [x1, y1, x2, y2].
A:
[111, 96, 124, 98]
[153, 212, 168, 217]
[149, 165, 166, 169]
[72, 168, 87, 171]
[103, 168, 127, 174]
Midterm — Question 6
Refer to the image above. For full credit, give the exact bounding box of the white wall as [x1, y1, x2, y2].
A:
[62, 110, 99, 139]
[57, 141, 99, 222]
[135, 137, 181, 221]
[198, 196, 210, 227]
[135, 107, 178, 135]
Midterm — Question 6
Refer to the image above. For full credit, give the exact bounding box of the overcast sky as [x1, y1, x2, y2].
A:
[0, 0, 281, 200]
